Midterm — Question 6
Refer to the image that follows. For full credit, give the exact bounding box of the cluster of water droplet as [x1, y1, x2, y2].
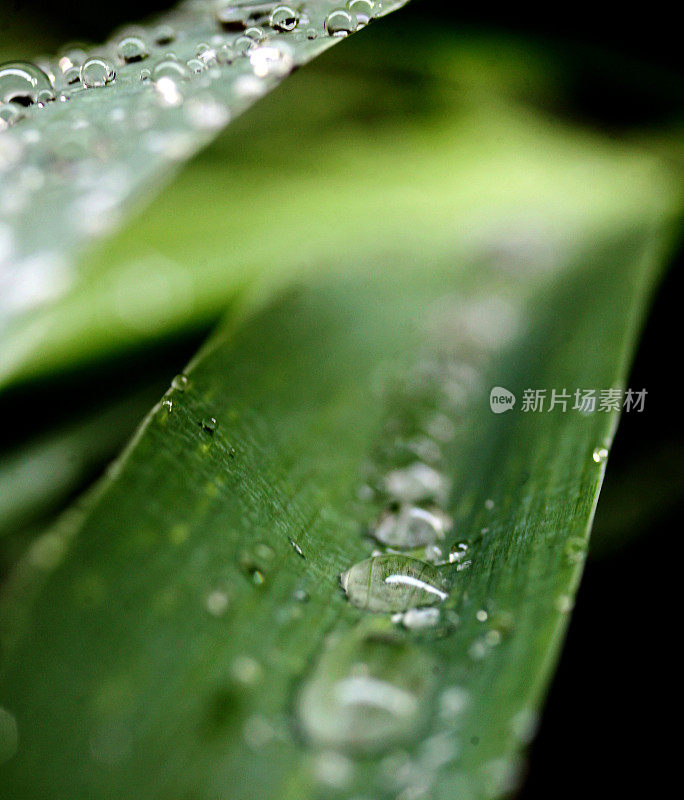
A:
[0, 1, 395, 328]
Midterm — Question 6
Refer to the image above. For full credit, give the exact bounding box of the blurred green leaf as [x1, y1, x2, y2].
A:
[1, 65, 680, 796]
[0, 0, 407, 369]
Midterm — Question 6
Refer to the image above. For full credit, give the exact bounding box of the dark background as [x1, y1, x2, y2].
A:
[3, 2, 683, 798]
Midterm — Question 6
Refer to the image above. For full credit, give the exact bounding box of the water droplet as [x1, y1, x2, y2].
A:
[270, 5, 299, 31]
[152, 25, 176, 46]
[312, 750, 354, 788]
[80, 58, 116, 89]
[438, 686, 469, 721]
[0, 706, 19, 764]
[293, 587, 309, 602]
[383, 462, 450, 505]
[306, 28, 318, 39]
[340, 555, 449, 612]
[153, 58, 190, 83]
[393, 606, 441, 630]
[0, 102, 24, 130]
[448, 541, 469, 564]
[201, 416, 217, 433]
[162, 398, 173, 412]
[592, 446, 608, 463]
[347, 0, 374, 25]
[186, 58, 205, 75]
[171, 373, 188, 391]
[371, 506, 450, 548]
[249, 44, 294, 78]
[555, 594, 574, 613]
[0, 61, 54, 105]
[564, 536, 587, 564]
[231, 654, 263, 685]
[475, 608, 488, 622]
[297, 626, 435, 752]
[324, 9, 357, 37]
[116, 35, 149, 64]
[205, 589, 229, 616]
[234, 35, 257, 56]
[289, 538, 305, 558]
[484, 498, 495, 510]
[216, 3, 250, 32]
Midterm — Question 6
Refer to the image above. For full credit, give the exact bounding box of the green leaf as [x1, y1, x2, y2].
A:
[0, 0, 407, 365]
[1, 91, 680, 796]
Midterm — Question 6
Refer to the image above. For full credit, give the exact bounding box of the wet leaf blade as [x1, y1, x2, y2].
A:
[0, 0, 408, 348]
[0, 114, 680, 798]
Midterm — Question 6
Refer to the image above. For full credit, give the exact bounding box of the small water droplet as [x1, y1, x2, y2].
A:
[171, 373, 188, 391]
[0, 102, 24, 130]
[80, 58, 116, 89]
[306, 27, 318, 39]
[0, 706, 19, 764]
[289, 538, 305, 558]
[231, 654, 263, 685]
[393, 606, 441, 630]
[448, 541, 469, 564]
[297, 626, 436, 752]
[216, 3, 250, 32]
[484, 498, 495, 510]
[293, 587, 309, 602]
[592, 446, 609, 464]
[117, 35, 149, 64]
[152, 25, 176, 46]
[564, 536, 587, 564]
[201, 416, 217, 434]
[383, 462, 450, 505]
[270, 5, 299, 31]
[324, 9, 357, 37]
[0, 61, 54, 105]
[153, 58, 190, 83]
[340, 555, 449, 612]
[205, 589, 229, 616]
[475, 608, 488, 622]
[162, 398, 173, 412]
[371, 506, 451, 548]
[555, 594, 574, 613]
[312, 750, 354, 788]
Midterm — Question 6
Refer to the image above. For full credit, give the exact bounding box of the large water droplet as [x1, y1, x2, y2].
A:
[297, 625, 436, 752]
[340, 555, 449, 612]
[0, 61, 54, 105]
[371, 505, 450, 548]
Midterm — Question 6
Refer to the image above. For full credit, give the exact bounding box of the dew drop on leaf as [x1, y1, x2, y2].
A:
[80, 58, 116, 89]
[201, 416, 217, 433]
[371, 505, 450, 548]
[592, 446, 609, 463]
[269, 5, 299, 31]
[297, 627, 436, 752]
[171, 373, 188, 391]
[0, 102, 24, 131]
[340, 555, 449, 612]
[0, 61, 54, 106]
[383, 462, 450, 505]
[324, 9, 357, 37]
[347, 0, 375, 25]
[116, 36, 149, 64]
